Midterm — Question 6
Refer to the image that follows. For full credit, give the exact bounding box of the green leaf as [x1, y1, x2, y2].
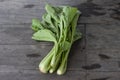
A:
[45, 4, 60, 22]
[45, 4, 55, 14]
[53, 6, 63, 14]
[62, 41, 71, 51]
[42, 14, 58, 34]
[32, 19, 44, 32]
[73, 31, 82, 42]
[71, 12, 80, 37]
[63, 7, 78, 24]
[32, 29, 57, 42]
[42, 14, 51, 24]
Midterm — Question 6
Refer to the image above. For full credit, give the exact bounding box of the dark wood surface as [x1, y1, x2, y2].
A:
[0, 0, 120, 80]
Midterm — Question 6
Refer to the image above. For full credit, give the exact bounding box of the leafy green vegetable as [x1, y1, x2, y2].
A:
[31, 4, 82, 75]
[32, 29, 57, 42]
[32, 19, 44, 32]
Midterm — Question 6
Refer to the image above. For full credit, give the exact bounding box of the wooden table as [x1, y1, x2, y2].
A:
[0, 0, 120, 80]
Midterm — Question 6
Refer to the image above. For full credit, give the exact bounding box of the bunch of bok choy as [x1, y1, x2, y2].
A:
[31, 4, 82, 75]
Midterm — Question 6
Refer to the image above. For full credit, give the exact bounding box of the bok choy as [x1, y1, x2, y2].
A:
[31, 4, 82, 75]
